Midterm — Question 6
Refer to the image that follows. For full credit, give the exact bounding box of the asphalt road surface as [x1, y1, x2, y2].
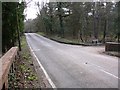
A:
[25, 33, 118, 88]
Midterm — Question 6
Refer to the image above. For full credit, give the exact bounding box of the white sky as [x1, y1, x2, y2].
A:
[24, 0, 48, 20]
[24, 0, 116, 20]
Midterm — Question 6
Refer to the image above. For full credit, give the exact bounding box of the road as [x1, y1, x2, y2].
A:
[25, 33, 118, 88]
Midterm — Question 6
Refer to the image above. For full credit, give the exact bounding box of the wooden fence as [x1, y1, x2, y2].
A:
[0, 47, 18, 90]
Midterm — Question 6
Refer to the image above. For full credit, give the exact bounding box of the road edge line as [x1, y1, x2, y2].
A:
[26, 35, 56, 88]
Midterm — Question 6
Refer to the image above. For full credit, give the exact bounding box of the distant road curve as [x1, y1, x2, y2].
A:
[25, 33, 118, 88]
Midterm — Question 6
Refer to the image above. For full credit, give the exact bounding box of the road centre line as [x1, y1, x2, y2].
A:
[89, 63, 119, 79]
[26, 34, 119, 86]
[100, 69, 119, 79]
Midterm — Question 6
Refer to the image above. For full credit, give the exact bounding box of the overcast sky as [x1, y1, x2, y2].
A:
[24, 0, 48, 20]
[24, 0, 116, 20]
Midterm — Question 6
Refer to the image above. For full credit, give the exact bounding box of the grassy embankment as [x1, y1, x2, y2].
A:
[37, 32, 120, 57]
[8, 35, 41, 88]
[37, 32, 91, 46]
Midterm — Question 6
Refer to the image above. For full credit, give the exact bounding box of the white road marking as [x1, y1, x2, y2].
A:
[26, 33, 119, 87]
[26, 35, 56, 88]
[32, 49, 41, 52]
[90, 63, 103, 69]
[57, 47, 119, 80]
[100, 69, 119, 79]
[90, 63, 119, 79]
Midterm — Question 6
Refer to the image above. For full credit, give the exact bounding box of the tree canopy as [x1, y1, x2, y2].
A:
[24, 1, 119, 43]
[2, 2, 25, 53]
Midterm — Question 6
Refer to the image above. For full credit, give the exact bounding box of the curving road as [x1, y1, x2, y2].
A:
[25, 33, 118, 88]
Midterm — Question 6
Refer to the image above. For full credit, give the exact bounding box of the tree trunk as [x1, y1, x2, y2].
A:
[16, 6, 21, 51]
[49, 3, 53, 35]
[118, 32, 120, 43]
[93, 2, 98, 39]
[102, 19, 107, 43]
[58, 2, 64, 38]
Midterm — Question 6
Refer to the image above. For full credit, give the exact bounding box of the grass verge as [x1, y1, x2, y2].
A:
[8, 35, 41, 88]
[37, 32, 102, 46]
